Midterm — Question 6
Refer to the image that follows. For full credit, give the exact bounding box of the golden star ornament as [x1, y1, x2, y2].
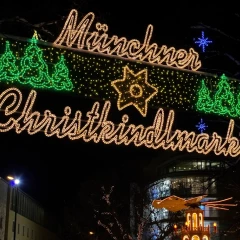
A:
[111, 66, 158, 117]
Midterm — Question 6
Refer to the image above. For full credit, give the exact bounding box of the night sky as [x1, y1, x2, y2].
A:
[1, 1, 240, 222]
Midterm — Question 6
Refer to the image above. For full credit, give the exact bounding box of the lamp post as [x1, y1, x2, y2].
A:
[7, 176, 20, 240]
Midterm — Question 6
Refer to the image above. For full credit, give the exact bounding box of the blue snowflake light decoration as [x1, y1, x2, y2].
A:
[194, 31, 212, 52]
[195, 118, 208, 133]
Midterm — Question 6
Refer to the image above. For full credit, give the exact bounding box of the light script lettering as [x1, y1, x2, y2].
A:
[0, 87, 239, 157]
[54, 9, 202, 71]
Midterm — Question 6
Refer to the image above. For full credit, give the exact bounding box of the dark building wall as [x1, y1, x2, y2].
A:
[0, 178, 8, 240]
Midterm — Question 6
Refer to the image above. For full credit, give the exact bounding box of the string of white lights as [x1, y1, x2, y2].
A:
[53, 9, 202, 71]
[0, 87, 239, 157]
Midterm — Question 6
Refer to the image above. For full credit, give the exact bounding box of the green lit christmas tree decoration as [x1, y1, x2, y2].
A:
[19, 36, 52, 88]
[196, 74, 239, 117]
[235, 91, 240, 116]
[0, 41, 19, 81]
[213, 74, 236, 116]
[51, 55, 73, 91]
[0, 37, 73, 91]
[196, 79, 213, 113]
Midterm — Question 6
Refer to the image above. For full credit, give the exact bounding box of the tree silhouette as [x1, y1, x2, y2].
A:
[19, 36, 51, 88]
[96, 184, 184, 240]
[51, 55, 73, 91]
[0, 40, 19, 81]
[213, 74, 236, 116]
[196, 79, 213, 113]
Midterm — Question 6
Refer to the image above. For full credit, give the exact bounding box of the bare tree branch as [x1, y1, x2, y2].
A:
[192, 22, 240, 42]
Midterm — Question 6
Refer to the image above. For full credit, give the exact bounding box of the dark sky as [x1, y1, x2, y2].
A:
[1, 2, 240, 215]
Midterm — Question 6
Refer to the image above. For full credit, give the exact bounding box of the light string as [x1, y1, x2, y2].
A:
[54, 9, 202, 71]
[0, 36, 219, 113]
[0, 87, 239, 158]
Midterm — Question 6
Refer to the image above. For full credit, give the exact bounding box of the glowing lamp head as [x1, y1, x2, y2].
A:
[14, 179, 20, 185]
[7, 176, 14, 180]
[7, 176, 20, 187]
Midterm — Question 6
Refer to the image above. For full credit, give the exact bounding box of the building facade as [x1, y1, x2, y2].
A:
[0, 178, 60, 240]
[133, 151, 236, 240]
[0, 178, 8, 240]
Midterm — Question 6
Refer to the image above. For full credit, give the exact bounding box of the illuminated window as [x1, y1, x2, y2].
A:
[199, 213, 203, 226]
[211, 162, 220, 169]
[192, 213, 198, 228]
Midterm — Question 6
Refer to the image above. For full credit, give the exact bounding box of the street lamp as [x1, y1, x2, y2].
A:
[7, 176, 20, 240]
[7, 176, 14, 180]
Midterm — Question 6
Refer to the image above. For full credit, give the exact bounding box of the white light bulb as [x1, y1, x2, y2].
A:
[14, 179, 20, 185]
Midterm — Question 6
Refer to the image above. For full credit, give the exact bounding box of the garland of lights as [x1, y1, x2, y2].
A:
[54, 9, 202, 71]
[196, 74, 240, 117]
[0, 87, 239, 157]
[1, 37, 240, 118]
[0, 36, 222, 114]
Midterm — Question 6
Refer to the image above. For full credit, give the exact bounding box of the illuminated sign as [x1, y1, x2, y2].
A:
[54, 9, 202, 71]
[0, 36, 226, 116]
[0, 87, 239, 158]
[0, 14, 238, 158]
